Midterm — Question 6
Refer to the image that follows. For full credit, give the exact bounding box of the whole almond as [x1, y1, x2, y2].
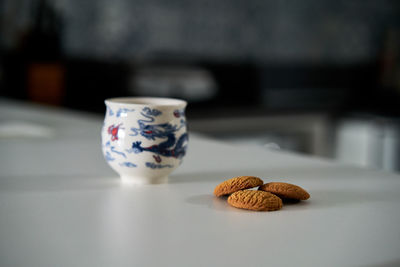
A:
[213, 176, 263, 197]
[227, 190, 282, 211]
[259, 182, 310, 200]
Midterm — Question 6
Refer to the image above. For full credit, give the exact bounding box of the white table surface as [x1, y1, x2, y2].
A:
[1, 99, 400, 267]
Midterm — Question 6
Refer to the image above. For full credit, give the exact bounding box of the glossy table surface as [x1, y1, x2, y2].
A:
[1, 99, 400, 267]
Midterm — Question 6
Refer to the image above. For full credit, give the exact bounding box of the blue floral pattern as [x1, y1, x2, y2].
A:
[102, 104, 187, 172]
[146, 162, 173, 169]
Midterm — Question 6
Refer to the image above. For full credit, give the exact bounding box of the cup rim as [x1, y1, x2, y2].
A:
[105, 97, 187, 107]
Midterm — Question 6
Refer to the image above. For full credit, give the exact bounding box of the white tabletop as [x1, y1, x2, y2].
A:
[1, 99, 400, 267]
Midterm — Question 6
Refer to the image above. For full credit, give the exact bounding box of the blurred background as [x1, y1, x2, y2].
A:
[1, 0, 400, 171]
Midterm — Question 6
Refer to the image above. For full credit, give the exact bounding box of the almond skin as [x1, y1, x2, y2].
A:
[228, 190, 283, 211]
[214, 176, 264, 197]
[259, 182, 310, 200]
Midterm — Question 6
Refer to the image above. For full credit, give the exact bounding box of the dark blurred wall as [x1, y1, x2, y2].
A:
[2, 0, 398, 63]
[1, 0, 399, 115]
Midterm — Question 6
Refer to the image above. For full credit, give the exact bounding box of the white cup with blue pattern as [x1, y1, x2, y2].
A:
[102, 97, 188, 184]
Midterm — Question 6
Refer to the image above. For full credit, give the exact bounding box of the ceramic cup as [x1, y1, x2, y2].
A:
[101, 97, 188, 184]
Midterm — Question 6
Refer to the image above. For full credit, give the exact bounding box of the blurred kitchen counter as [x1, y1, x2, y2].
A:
[190, 111, 333, 157]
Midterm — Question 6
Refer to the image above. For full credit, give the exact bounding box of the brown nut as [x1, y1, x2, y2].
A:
[227, 190, 283, 211]
[259, 182, 310, 200]
[213, 176, 263, 197]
